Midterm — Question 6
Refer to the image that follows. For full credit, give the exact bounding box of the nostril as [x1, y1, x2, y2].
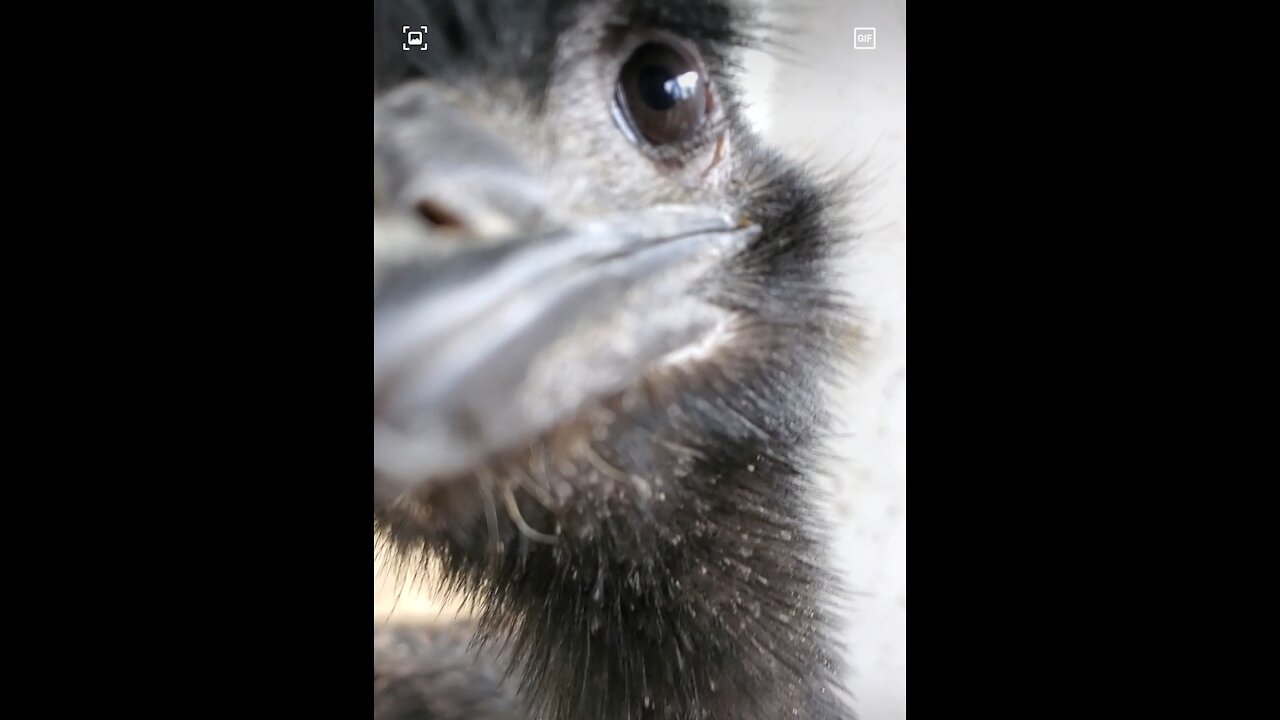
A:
[417, 199, 466, 230]
[403, 174, 549, 241]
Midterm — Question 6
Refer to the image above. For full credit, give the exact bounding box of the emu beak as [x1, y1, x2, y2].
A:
[373, 206, 757, 507]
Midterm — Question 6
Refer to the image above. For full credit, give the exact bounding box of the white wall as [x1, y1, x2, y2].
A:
[742, 2, 906, 718]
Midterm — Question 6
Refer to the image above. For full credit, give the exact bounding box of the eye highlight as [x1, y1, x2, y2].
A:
[614, 42, 712, 148]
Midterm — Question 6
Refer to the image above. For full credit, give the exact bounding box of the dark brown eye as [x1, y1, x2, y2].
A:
[615, 42, 711, 147]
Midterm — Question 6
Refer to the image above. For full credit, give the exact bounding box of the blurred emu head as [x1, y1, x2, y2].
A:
[373, 1, 855, 718]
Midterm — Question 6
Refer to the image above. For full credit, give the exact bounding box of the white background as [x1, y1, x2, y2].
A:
[740, 1, 905, 717]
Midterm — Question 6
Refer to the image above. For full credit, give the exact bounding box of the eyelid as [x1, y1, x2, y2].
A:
[645, 115, 727, 167]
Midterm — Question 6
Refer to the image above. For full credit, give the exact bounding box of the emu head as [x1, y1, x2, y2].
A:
[373, 1, 854, 718]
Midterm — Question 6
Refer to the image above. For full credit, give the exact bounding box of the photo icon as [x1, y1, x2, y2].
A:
[402, 25, 429, 51]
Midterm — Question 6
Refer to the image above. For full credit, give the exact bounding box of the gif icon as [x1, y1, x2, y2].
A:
[854, 27, 876, 50]
[403, 25, 429, 51]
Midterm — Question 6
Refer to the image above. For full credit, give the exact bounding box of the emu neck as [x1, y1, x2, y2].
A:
[466, 460, 848, 720]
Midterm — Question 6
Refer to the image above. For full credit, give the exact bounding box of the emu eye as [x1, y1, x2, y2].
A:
[615, 42, 711, 147]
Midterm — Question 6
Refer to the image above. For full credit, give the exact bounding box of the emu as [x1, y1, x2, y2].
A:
[373, 1, 856, 717]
